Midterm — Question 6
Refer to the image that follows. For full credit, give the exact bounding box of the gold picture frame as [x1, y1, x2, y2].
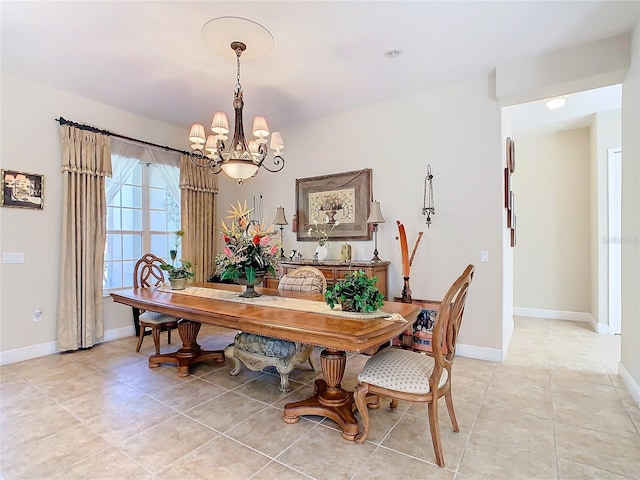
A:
[1, 169, 44, 210]
[295, 169, 373, 241]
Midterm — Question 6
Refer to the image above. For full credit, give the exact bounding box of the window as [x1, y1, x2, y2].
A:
[104, 150, 180, 291]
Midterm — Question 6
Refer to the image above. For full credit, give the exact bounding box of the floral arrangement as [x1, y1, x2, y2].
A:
[215, 201, 280, 283]
[307, 218, 339, 246]
[319, 195, 343, 212]
[161, 230, 195, 280]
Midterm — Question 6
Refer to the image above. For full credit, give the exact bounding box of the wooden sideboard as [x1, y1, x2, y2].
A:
[265, 260, 390, 300]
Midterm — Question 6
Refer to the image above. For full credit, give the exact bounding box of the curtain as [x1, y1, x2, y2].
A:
[180, 155, 218, 282]
[57, 125, 112, 351]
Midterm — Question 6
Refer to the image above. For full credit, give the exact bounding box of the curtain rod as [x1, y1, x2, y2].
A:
[56, 117, 190, 156]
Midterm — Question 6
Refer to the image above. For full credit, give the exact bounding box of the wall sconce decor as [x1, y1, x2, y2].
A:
[422, 164, 435, 227]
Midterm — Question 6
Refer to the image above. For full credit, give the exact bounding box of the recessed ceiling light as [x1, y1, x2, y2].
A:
[546, 96, 567, 109]
[384, 48, 403, 59]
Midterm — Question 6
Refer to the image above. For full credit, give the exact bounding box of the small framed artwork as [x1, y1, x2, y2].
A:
[1, 169, 44, 210]
[506, 137, 516, 174]
[504, 167, 511, 209]
[507, 192, 515, 228]
[295, 169, 373, 241]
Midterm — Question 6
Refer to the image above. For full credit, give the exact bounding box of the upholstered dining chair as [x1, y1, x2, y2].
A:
[224, 266, 326, 392]
[133, 253, 179, 355]
[353, 264, 475, 467]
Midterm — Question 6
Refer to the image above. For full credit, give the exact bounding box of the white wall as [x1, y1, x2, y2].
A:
[513, 129, 591, 314]
[219, 75, 506, 359]
[621, 21, 640, 401]
[590, 110, 622, 331]
[0, 73, 186, 361]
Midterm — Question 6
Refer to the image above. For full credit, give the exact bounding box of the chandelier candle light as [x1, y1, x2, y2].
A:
[188, 19, 285, 185]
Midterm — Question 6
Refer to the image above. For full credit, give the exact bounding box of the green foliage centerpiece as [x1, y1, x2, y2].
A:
[215, 201, 280, 298]
[325, 270, 385, 312]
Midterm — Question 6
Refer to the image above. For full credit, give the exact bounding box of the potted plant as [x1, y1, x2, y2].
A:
[161, 260, 194, 290]
[325, 270, 384, 312]
[161, 230, 194, 290]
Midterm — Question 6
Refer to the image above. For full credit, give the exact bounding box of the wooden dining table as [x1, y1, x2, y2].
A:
[110, 282, 421, 440]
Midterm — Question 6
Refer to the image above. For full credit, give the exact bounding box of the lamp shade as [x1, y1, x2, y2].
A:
[272, 206, 288, 226]
[211, 112, 229, 134]
[366, 201, 385, 224]
[220, 159, 259, 181]
[270, 131, 284, 153]
[189, 124, 206, 144]
[252, 116, 270, 140]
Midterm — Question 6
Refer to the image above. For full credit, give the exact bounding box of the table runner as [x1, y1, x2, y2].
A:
[157, 285, 407, 323]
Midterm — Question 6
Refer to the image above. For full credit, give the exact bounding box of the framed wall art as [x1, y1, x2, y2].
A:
[295, 169, 372, 241]
[1, 169, 44, 210]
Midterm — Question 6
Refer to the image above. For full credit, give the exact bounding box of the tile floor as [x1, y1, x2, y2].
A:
[1, 317, 639, 479]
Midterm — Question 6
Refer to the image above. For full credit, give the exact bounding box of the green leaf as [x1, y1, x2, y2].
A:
[244, 265, 256, 283]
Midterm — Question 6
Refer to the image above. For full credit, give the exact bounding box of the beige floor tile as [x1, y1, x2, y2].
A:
[50, 446, 155, 480]
[472, 405, 555, 455]
[1, 402, 81, 449]
[557, 459, 635, 480]
[483, 381, 554, 419]
[148, 376, 228, 412]
[251, 460, 314, 480]
[353, 445, 456, 480]
[60, 381, 149, 421]
[555, 422, 640, 479]
[276, 424, 376, 480]
[157, 435, 270, 479]
[84, 395, 176, 447]
[184, 390, 268, 432]
[226, 405, 316, 457]
[1, 423, 110, 479]
[199, 363, 265, 389]
[120, 414, 218, 473]
[234, 372, 305, 404]
[381, 409, 470, 468]
[458, 431, 557, 479]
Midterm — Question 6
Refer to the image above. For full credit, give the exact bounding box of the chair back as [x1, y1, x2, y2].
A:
[133, 253, 168, 289]
[430, 265, 474, 376]
[278, 266, 327, 294]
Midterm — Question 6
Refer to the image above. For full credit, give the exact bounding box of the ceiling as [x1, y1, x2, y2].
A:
[2, 1, 638, 140]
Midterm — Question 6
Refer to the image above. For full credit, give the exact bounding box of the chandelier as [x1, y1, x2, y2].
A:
[188, 41, 284, 185]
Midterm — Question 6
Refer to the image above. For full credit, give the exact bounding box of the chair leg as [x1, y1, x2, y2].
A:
[354, 384, 370, 444]
[135, 326, 145, 352]
[152, 326, 161, 356]
[389, 399, 399, 410]
[167, 325, 172, 345]
[224, 345, 243, 376]
[444, 388, 459, 432]
[428, 398, 445, 467]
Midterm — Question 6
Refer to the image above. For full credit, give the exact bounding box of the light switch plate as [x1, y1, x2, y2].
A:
[3, 252, 25, 264]
[481, 251, 489, 263]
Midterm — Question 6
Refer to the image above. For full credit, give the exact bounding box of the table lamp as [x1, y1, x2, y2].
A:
[272, 206, 288, 258]
[366, 201, 385, 262]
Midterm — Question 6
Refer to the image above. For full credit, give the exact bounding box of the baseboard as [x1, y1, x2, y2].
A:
[0, 341, 57, 366]
[618, 361, 640, 408]
[457, 343, 505, 363]
[0, 325, 135, 366]
[514, 307, 594, 323]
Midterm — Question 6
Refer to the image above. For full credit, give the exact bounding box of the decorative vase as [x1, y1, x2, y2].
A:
[315, 243, 329, 261]
[235, 275, 265, 298]
[401, 276, 412, 303]
[170, 278, 186, 290]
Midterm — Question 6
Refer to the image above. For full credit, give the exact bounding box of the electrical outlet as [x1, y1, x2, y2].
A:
[481, 251, 489, 263]
[3, 252, 25, 264]
[33, 309, 42, 322]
